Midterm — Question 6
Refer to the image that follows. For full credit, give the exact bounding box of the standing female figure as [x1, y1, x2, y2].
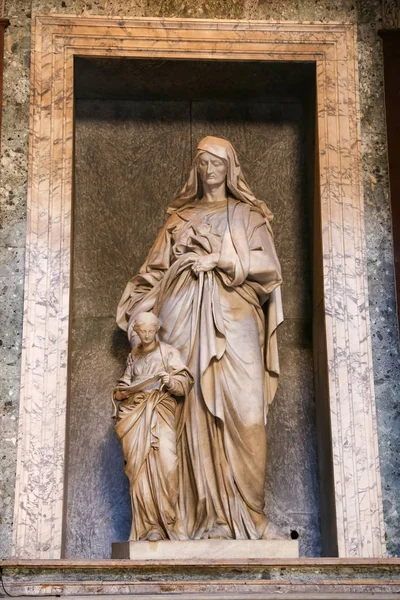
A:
[117, 136, 283, 540]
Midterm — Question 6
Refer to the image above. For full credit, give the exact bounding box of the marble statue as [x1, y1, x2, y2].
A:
[117, 136, 283, 541]
[113, 311, 193, 541]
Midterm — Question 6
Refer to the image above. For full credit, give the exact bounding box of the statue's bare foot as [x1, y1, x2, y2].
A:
[146, 530, 163, 542]
[261, 522, 289, 541]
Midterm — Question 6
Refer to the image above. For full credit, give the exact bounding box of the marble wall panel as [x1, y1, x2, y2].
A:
[357, 7, 400, 557]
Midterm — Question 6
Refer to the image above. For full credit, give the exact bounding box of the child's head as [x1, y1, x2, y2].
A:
[133, 312, 160, 346]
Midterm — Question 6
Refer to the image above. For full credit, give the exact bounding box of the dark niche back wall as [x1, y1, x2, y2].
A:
[66, 95, 320, 558]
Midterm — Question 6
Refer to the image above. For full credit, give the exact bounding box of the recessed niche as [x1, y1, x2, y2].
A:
[64, 57, 319, 558]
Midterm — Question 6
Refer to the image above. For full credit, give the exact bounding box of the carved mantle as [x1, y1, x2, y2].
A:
[13, 16, 386, 559]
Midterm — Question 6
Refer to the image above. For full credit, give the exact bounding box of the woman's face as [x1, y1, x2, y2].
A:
[135, 324, 158, 345]
[197, 152, 228, 187]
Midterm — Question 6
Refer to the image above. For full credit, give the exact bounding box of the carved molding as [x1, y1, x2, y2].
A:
[13, 15, 386, 559]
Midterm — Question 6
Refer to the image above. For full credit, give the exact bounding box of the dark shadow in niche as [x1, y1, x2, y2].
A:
[106, 327, 132, 542]
[74, 57, 316, 104]
[65, 56, 320, 559]
[111, 324, 131, 359]
[99, 415, 132, 547]
[106, 326, 132, 544]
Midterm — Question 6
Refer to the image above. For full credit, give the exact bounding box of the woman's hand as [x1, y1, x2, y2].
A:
[192, 253, 219, 276]
[159, 371, 171, 388]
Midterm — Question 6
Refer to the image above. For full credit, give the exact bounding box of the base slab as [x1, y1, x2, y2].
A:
[112, 539, 299, 560]
[2, 558, 400, 597]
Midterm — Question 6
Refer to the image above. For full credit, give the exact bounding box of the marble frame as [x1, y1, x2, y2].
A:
[13, 15, 386, 559]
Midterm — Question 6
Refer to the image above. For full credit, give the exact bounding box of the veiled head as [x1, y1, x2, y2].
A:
[195, 136, 236, 195]
[168, 136, 274, 224]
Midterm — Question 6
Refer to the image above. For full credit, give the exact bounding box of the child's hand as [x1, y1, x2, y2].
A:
[114, 388, 130, 401]
[159, 371, 171, 388]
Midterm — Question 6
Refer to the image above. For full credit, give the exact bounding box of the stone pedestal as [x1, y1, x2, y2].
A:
[112, 539, 299, 560]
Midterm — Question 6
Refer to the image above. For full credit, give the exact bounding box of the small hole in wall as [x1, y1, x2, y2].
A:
[290, 530, 299, 540]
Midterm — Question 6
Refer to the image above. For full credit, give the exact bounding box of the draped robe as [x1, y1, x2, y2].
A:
[115, 342, 193, 541]
[117, 198, 283, 539]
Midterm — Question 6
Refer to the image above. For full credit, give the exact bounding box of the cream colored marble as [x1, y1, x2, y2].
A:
[111, 540, 299, 560]
[13, 15, 385, 559]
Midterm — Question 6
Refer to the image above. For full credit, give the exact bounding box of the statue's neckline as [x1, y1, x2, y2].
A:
[200, 197, 227, 202]
[136, 341, 160, 356]
[195, 198, 228, 208]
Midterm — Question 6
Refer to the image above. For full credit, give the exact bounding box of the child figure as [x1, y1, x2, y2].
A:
[113, 312, 193, 542]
